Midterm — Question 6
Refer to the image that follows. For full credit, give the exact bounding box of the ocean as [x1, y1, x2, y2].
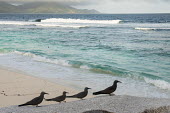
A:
[0, 14, 170, 98]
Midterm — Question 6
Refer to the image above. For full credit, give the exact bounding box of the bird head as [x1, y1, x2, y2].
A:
[114, 80, 122, 84]
[41, 91, 49, 95]
[63, 91, 69, 94]
[85, 87, 91, 90]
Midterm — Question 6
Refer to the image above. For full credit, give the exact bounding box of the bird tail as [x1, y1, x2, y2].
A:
[93, 91, 102, 95]
[45, 98, 53, 101]
[18, 103, 27, 107]
[66, 95, 75, 98]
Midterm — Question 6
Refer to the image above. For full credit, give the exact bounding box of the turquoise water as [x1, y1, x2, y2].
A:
[0, 14, 170, 98]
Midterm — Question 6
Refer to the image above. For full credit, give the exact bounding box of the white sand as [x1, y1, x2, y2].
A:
[0, 95, 170, 113]
[0, 67, 91, 108]
[1, 67, 170, 113]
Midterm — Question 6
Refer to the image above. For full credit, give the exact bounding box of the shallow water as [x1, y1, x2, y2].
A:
[0, 14, 170, 98]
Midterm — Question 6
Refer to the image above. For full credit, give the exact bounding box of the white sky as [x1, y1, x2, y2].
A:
[2, 0, 170, 13]
[73, 0, 170, 13]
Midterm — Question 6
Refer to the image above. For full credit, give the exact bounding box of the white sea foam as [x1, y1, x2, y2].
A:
[33, 56, 71, 66]
[14, 51, 71, 67]
[41, 18, 122, 24]
[80, 65, 90, 70]
[135, 27, 170, 30]
[144, 77, 170, 90]
[0, 21, 34, 26]
[33, 56, 71, 67]
[0, 21, 89, 28]
[35, 23, 89, 28]
[14, 51, 36, 57]
[0, 18, 121, 28]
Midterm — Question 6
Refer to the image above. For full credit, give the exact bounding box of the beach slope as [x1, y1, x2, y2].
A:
[1, 68, 170, 113]
[0, 95, 170, 113]
[0, 68, 78, 107]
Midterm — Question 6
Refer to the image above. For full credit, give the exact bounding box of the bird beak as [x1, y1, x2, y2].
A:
[88, 88, 91, 89]
[118, 81, 122, 83]
[45, 92, 49, 95]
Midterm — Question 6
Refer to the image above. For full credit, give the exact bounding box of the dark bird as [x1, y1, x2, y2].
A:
[18, 91, 48, 107]
[45, 91, 68, 103]
[67, 87, 91, 100]
[93, 80, 121, 96]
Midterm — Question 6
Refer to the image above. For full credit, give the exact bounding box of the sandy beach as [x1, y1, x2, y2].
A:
[0, 67, 170, 113]
[0, 95, 170, 113]
[0, 67, 89, 108]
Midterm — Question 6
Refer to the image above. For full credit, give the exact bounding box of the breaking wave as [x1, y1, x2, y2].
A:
[6, 51, 170, 91]
[0, 21, 35, 26]
[41, 18, 122, 24]
[0, 18, 122, 29]
[35, 24, 89, 28]
[135, 27, 170, 31]
[14, 51, 36, 57]
[13, 51, 71, 66]
[0, 21, 89, 28]
[144, 77, 170, 90]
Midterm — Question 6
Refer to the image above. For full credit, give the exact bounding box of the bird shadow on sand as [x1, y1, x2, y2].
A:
[83, 110, 114, 113]
[93, 94, 116, 99]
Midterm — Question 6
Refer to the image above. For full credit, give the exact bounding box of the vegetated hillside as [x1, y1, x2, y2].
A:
[0, 2, 100, 14]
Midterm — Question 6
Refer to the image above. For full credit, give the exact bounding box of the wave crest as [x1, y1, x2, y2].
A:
[144, 77, 170, 90]
[135, 27, 170, 31]
[0, 21, 35, 26]
[41, 18, 122, 24]
[14, 51, 71, 66]
[0, 21, 88, 28]
[14, 51, 36, 57]
[35, 24, 89, 28]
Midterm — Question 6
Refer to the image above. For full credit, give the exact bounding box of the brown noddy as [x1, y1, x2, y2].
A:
[45, 91, 68, 103]
[67, 87, 91, 100]
[18, 91, 48, 107]
[93, 80, 121, 96]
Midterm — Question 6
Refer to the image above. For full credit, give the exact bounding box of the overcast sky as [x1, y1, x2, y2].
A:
[2, 0, 170, 13]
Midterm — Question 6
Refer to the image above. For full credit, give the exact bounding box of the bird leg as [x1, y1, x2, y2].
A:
[109, 94, 115, 96]
[36, 105, 41, 107]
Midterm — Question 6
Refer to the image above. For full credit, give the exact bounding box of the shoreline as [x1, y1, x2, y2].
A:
[0, 67, 93, 108]
[1, 51, 170, 99]
[0, 67, 170, 113]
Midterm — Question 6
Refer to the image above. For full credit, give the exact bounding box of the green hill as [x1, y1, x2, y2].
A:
[0, 2, 100, 14]
[0, 2, 18, 13]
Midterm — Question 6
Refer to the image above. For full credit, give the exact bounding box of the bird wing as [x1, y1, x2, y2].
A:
[53, 95, 64, 101]
[75, 91, 85, 98]
[24, 96, 41, 105]
[100, 86, 113, 94]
